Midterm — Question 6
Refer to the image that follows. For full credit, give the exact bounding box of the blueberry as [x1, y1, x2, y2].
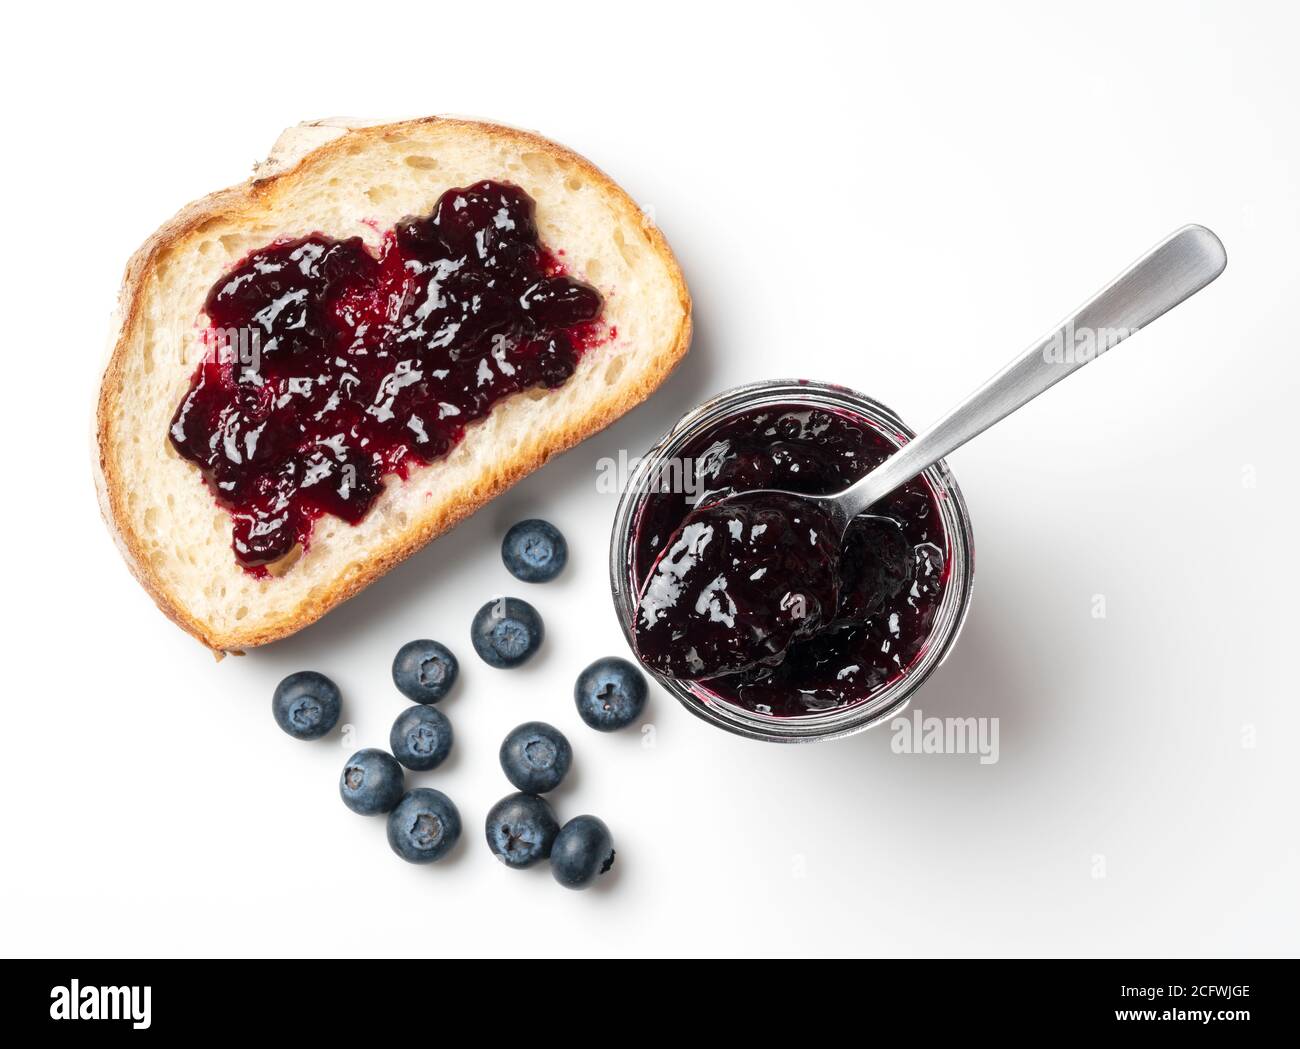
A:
[339, 749, 404, 815]
[386, 788, 462, 864]
[271, 671, 342, 740]
[390, 706, 454, 772]
[551, 815, 616, 890]
[470, 597, 544, 668]
[484, 792, 559, 868]
[574, 657, 647, 731]
[392, 640, 458, 703]
[501, 519, 568, 582]
[499, 721, 572, 793]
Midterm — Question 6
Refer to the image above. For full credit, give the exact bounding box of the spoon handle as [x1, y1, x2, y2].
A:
[841, 223, 1228, 519]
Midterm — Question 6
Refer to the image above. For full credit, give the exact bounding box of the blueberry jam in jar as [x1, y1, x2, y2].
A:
[612, 382, 975, 740]
[168, 180, 606, 572]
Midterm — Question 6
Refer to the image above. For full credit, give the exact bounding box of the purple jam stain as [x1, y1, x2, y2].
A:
[630, 405, 950, 717]
[169, 181, 605, 572]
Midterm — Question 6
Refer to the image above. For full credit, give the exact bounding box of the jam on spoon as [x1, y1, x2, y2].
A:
[634, 492, 841, 679]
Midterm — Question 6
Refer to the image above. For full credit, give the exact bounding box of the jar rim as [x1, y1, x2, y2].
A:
[607, 379, 977, 743]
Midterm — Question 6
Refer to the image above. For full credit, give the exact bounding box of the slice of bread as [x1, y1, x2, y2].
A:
[95, 117, 691, 653]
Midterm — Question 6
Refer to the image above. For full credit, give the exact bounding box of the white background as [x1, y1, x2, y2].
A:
[3, 0, 1296, 958]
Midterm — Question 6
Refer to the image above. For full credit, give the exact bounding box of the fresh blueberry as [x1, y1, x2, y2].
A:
[339, 749, 404, 815]
[574, 657, 647, 731]
[484, 792, 559, 868]
[470, 597, 544, 668]
[392, 639, 459, 703]
[501, 519, 568, 582]
[551, 815, 616, 890]
[499, 721, 572, 793]
[386, 788, 462, 864]
[271, 671, 341, 740]
[390, 706, 454, 771]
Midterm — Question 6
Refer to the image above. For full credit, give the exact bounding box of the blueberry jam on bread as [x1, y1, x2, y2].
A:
[169, 181, 606, 571]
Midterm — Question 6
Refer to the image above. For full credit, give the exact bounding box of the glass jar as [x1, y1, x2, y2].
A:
[608, 379, 976, 743]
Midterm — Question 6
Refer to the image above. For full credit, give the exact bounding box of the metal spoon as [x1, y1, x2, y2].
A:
[731, 224, 1227, 536]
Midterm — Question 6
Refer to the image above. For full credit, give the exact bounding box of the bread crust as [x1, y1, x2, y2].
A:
[94, 117, 691, 652]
